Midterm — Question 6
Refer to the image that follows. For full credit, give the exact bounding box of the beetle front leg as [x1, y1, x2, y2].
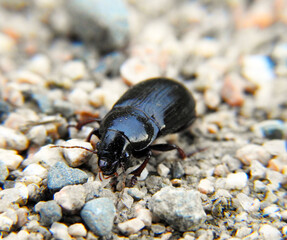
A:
[150, 143, 186, 159]
[86, 129, 101, 142]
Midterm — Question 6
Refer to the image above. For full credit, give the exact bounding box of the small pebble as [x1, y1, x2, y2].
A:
[26, 125, 48, 145]
[221, 74, 245, 107]
[262, 140, 287, 155]
[250, 160, 266, 179]
[27, 54, 51, 76]
[236, 193, 260, 213]
[0, 215, 13, 232]
[61, 139, 93, 167]
[30, 145, 66, 168]
[254, 180, 267, 192]
[81, 197, 116, 236]
[50, 222, 71, 240]
[0, 182, 28, 205]
[118, 218, 145, 235]
[0, 126, 29, 151]
[47, 162, 88, 190]
[258, 224, 282, 240]
[263, 204, 281, 219]
[127, 187, 146, 200]
[0, 149, 23, 170]
[253, 120, 285, 139]
[204, 89, 220, 109]
[236, 144, 271, 166]
[22, 163, 48, 179]
[172, 161, 185, 179]
[121, 189, 134, 209]
[151, 223, 166, 235]
[68, 223, 87, 237]
[225, 172, 248, 190]
[235, 227, 252, 238]
[67, 0, 129, 52]
[149, 186, 206, 231]
[157, 163, 170, 177]
[54, 185, 86, 211]
[0, 160, 9, 184]
[135, 205, 152, 227]
[61, 60, 87, 81]
[0, 33, 15, 54]
[35, 200, 62, 226]
[198, 179, 215, 194]
[120, 57, 160, 85]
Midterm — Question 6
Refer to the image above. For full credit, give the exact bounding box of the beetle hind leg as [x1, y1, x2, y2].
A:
[150, 143, 186, 159]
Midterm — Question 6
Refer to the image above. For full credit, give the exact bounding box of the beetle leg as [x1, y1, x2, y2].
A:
[86, 129, 101, 142]
[68, 118, 102, 130]
[130, 150, 152, 186]
[149, 143, 186, 159]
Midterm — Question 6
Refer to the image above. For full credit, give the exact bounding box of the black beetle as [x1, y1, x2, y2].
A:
[59, 78, 196, 183]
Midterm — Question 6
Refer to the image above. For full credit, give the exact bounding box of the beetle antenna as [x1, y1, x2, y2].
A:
[50, 145, 97, 154]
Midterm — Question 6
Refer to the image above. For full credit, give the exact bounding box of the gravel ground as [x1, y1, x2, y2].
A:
[0, 0, 287, 239]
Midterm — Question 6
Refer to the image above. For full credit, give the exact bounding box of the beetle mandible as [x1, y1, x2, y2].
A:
[69, 77, 195, 183]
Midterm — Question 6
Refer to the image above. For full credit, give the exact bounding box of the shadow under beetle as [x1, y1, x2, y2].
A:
[60, 77, 196, 184]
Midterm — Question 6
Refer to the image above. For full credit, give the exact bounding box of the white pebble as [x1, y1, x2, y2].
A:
[135, 205, 152, 227]
[31, 145, 66, 168]
[68, 223, 87, 237]
[263, 204, 281, 219]
[0, 33, 15, 54]
[61, 139, 93, 167]
[0, 126, 29, 151]
[225, 172, 248, 190]
[198, 179, 215, 194]
[68, 88, 89, 106]
[157, 163, 170, 177]
[27, 54, 51, 76]
[236, 144, 271, 166]
[89, 88, 106, 108]
[258, 224, 282, 240]
[262, 140, 287, 156]
[14, 70, 46, 86]
[0, 149, 23, 170]
[250, 160, 266, 179]
[121, 189, 134, 209]
[0, 215, 13, 231]
[236, 193, 260, 213]
[204, 89, 220, 109]
[23, 163, 48, 179]
[0, 183, 28, 205]
[54, 185, 86, 211]
[50, 222, 71, 240]
[118, 218, 145, 235]
[120, 57, 160, 85]
[61, 61, 87, 80]
[27, 125, 47, 146]
[194, 38, 220, 58]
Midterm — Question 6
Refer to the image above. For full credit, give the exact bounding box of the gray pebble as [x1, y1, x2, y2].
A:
[0, 160, 9, 184]
[67, 0, 129, 52]
[172, 161, 185, 179]
[80, 197, 116, 236]
[35, 200, 62, 226]
[47, 162, 88, 190]
[149, 186, 206, 231]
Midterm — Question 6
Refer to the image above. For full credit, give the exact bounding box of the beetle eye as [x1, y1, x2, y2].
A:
[98, 158, 118, 175]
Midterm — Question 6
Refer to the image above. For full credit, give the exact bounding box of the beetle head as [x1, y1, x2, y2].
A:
[97, 129, 131, 176]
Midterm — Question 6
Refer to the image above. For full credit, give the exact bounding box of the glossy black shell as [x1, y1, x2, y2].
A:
[99, 78, 196, 151]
